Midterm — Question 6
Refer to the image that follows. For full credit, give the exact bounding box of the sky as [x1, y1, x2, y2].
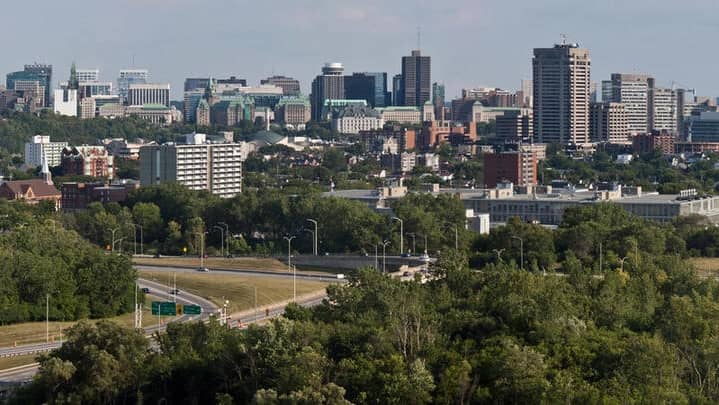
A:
[3, 0, 719, 100]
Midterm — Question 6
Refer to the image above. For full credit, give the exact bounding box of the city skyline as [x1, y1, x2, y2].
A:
[2, 0, 718, 100]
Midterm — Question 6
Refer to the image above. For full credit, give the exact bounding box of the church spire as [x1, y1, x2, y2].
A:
[41, 153, 52, 185]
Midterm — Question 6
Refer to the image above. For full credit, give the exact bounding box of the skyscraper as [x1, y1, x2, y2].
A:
[310, 63, 345, 121]
[602, 73, 651, 135]
[432, 82, 445, 120]
[6, 64, 53, 107]
[118, 70, 149, 103]
[648, 86, 677, 132]
[401, 50, 431, 107]
[261, 75, 301, 96]
[344, 73, 388, 108]
[533, 42, 591, 144]
[392, 74, 403, 106]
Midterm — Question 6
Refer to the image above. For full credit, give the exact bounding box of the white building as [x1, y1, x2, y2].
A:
[76, 69, 99, 82]
[602, 74, 650, 135]
[139, 134, 244, 198]
[127, 83, 170, 107]
[24, 135, 68, 167]
[331, 104, 383, 134]
[376, 106, 421, 124]
[53, 89, 78, 116]
[649, 87, 677, 132]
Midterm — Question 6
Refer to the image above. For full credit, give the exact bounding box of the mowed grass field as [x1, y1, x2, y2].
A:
[0, 354, 39, 370]
[688, 257, 719, 277]
[139, 270, 329, 314]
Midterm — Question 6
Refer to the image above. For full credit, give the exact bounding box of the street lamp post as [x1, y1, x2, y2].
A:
[218, 222, 230, 257]
[306, 219, 318, 256]
[392, 217, 403, 254]
[444, 222, 459, 252]
[130, 223, 143, 256]
[111, 227, 120, 252]
[619, 256, 629, 272]
[382, 240, 391, 274]
[492, 248, 505, 262]
[293, 264, 297, 302]
[304, 228, 315, 255]
[511, 236, 524, 271]
[196, 232, 207, 268]
[213, 225, 225, 257]
[283, 235, 296, 272]
[407, 233, 416, 255]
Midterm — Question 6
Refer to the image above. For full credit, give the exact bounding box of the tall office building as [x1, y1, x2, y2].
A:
[117, 69, 149, 103]
[533, 42, 591, 144]
[401, 50, 431, 107]
[139, 133, 243, 198]
[184, 78, 212, 92]
[602, 73, 651, 135]
[127, 83, 170, 107]
[77, 69, 99, 82]
[345, 73, 388, 107]
[520, 79, 533, 108]
[432, 83, 445, 120]
[649, 86, 678, 132]
[6, 64, 53, 107]
[261, 75, 301, 96]
[392, 74, 403, 106]
[310, 63, 345, 121]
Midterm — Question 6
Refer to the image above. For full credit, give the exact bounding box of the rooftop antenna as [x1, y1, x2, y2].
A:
[417, 26, 421, 50]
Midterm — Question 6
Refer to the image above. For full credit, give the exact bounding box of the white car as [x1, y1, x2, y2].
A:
[198, 267, 210, 272]
[419, 254, 431, 262]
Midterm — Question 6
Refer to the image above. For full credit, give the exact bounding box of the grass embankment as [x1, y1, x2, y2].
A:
[134, 257, 289, 272]
[0, 297, 174, 349]
[139, 270, 328, 314]
[0, 354, 39, 370]
[688, 257, 719, 278]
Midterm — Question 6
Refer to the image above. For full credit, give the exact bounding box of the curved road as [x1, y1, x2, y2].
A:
[0, 266, 336, 384]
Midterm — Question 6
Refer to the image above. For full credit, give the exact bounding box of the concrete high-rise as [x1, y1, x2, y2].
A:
[602, 73, 651, 135]
[590, 102, 628, 144]
[533, 43, 591, 144]
[139, 134, 243, 198]
[432, 83, 445, 120]
[401, 50, 431, 107]
[261, 75, 301, 96]
[649, 86, 678, 132]
[392, 74, 403, 106]
[310, 63, 345, 121]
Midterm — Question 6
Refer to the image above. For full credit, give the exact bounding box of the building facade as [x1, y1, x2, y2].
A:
[483, 151, 537, 188]
[139, 134, 244, 198]
[496, 109, 534, 142]
[649, 87, 678, 132]
[117, 69, 149, 102]
[401, 50, 431, 107]
[276, 96, 311, 126]
[61, 146, 115, 179]
[331, 104, 383, 134]
[24, 135, 68, 167]
[590, 102, 629, 143]
[127, 83, 170, 107]
[310, 63, 345, 121]
[6, 64, 52, 107]
[377, 106, 421, 124]
[53, 89, 78, 116]
[533, 43, 591, 144]
[602, 73, 651, 135]
[261, 75, 301, 96]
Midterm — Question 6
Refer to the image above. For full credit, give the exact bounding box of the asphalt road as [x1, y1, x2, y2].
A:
[0, 266, 333, 385]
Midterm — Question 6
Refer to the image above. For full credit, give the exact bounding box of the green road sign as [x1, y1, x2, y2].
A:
[183, 304, 202, 315]
[151, 301, 177, 316]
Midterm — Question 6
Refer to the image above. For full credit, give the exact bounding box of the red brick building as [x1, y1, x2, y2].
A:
[483, 151, 537, 188]
[0, 179, 61, 208]
[632, 130, 676, 155]
[61, 146, 114, 179]
[61, 181, 139, 212]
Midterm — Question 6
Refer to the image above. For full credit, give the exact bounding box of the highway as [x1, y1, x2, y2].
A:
[0, 266, 334, 385]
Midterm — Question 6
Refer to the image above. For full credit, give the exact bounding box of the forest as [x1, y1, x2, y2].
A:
[10, 205, 719, 403]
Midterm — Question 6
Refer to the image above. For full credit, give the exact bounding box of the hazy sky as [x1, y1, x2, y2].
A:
[3, 0, 719, 99]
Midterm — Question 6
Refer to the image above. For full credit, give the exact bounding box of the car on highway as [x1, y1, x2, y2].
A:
[419, 254, 431, 262]
[401, 253, 412, 258]
[197, 267, 210, 272]
[141, 287, 150, 294]
[169, 289, 181, 295]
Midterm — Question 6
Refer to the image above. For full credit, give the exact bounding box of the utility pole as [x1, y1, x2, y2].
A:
[218, 222, 230, 257]
[382, 240, 391, 274]
[293, 265, 297, 302]
[213, 225, 225, 257]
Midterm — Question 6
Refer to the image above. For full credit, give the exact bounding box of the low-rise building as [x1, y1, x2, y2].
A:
[103, 138, 155, 160]
[61, 146, 115, 179]
[126, 104, 177, 125]
[61, 181, 139, 212]
[483, 151, 537, 188]
[633, 130, 676, 154]
[376, 106, 422, 124]
[0, 161, 60, 209]
[496, 109, 533, 142]
[331, 104, 383, 134]
[276, 96, 311, 127]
